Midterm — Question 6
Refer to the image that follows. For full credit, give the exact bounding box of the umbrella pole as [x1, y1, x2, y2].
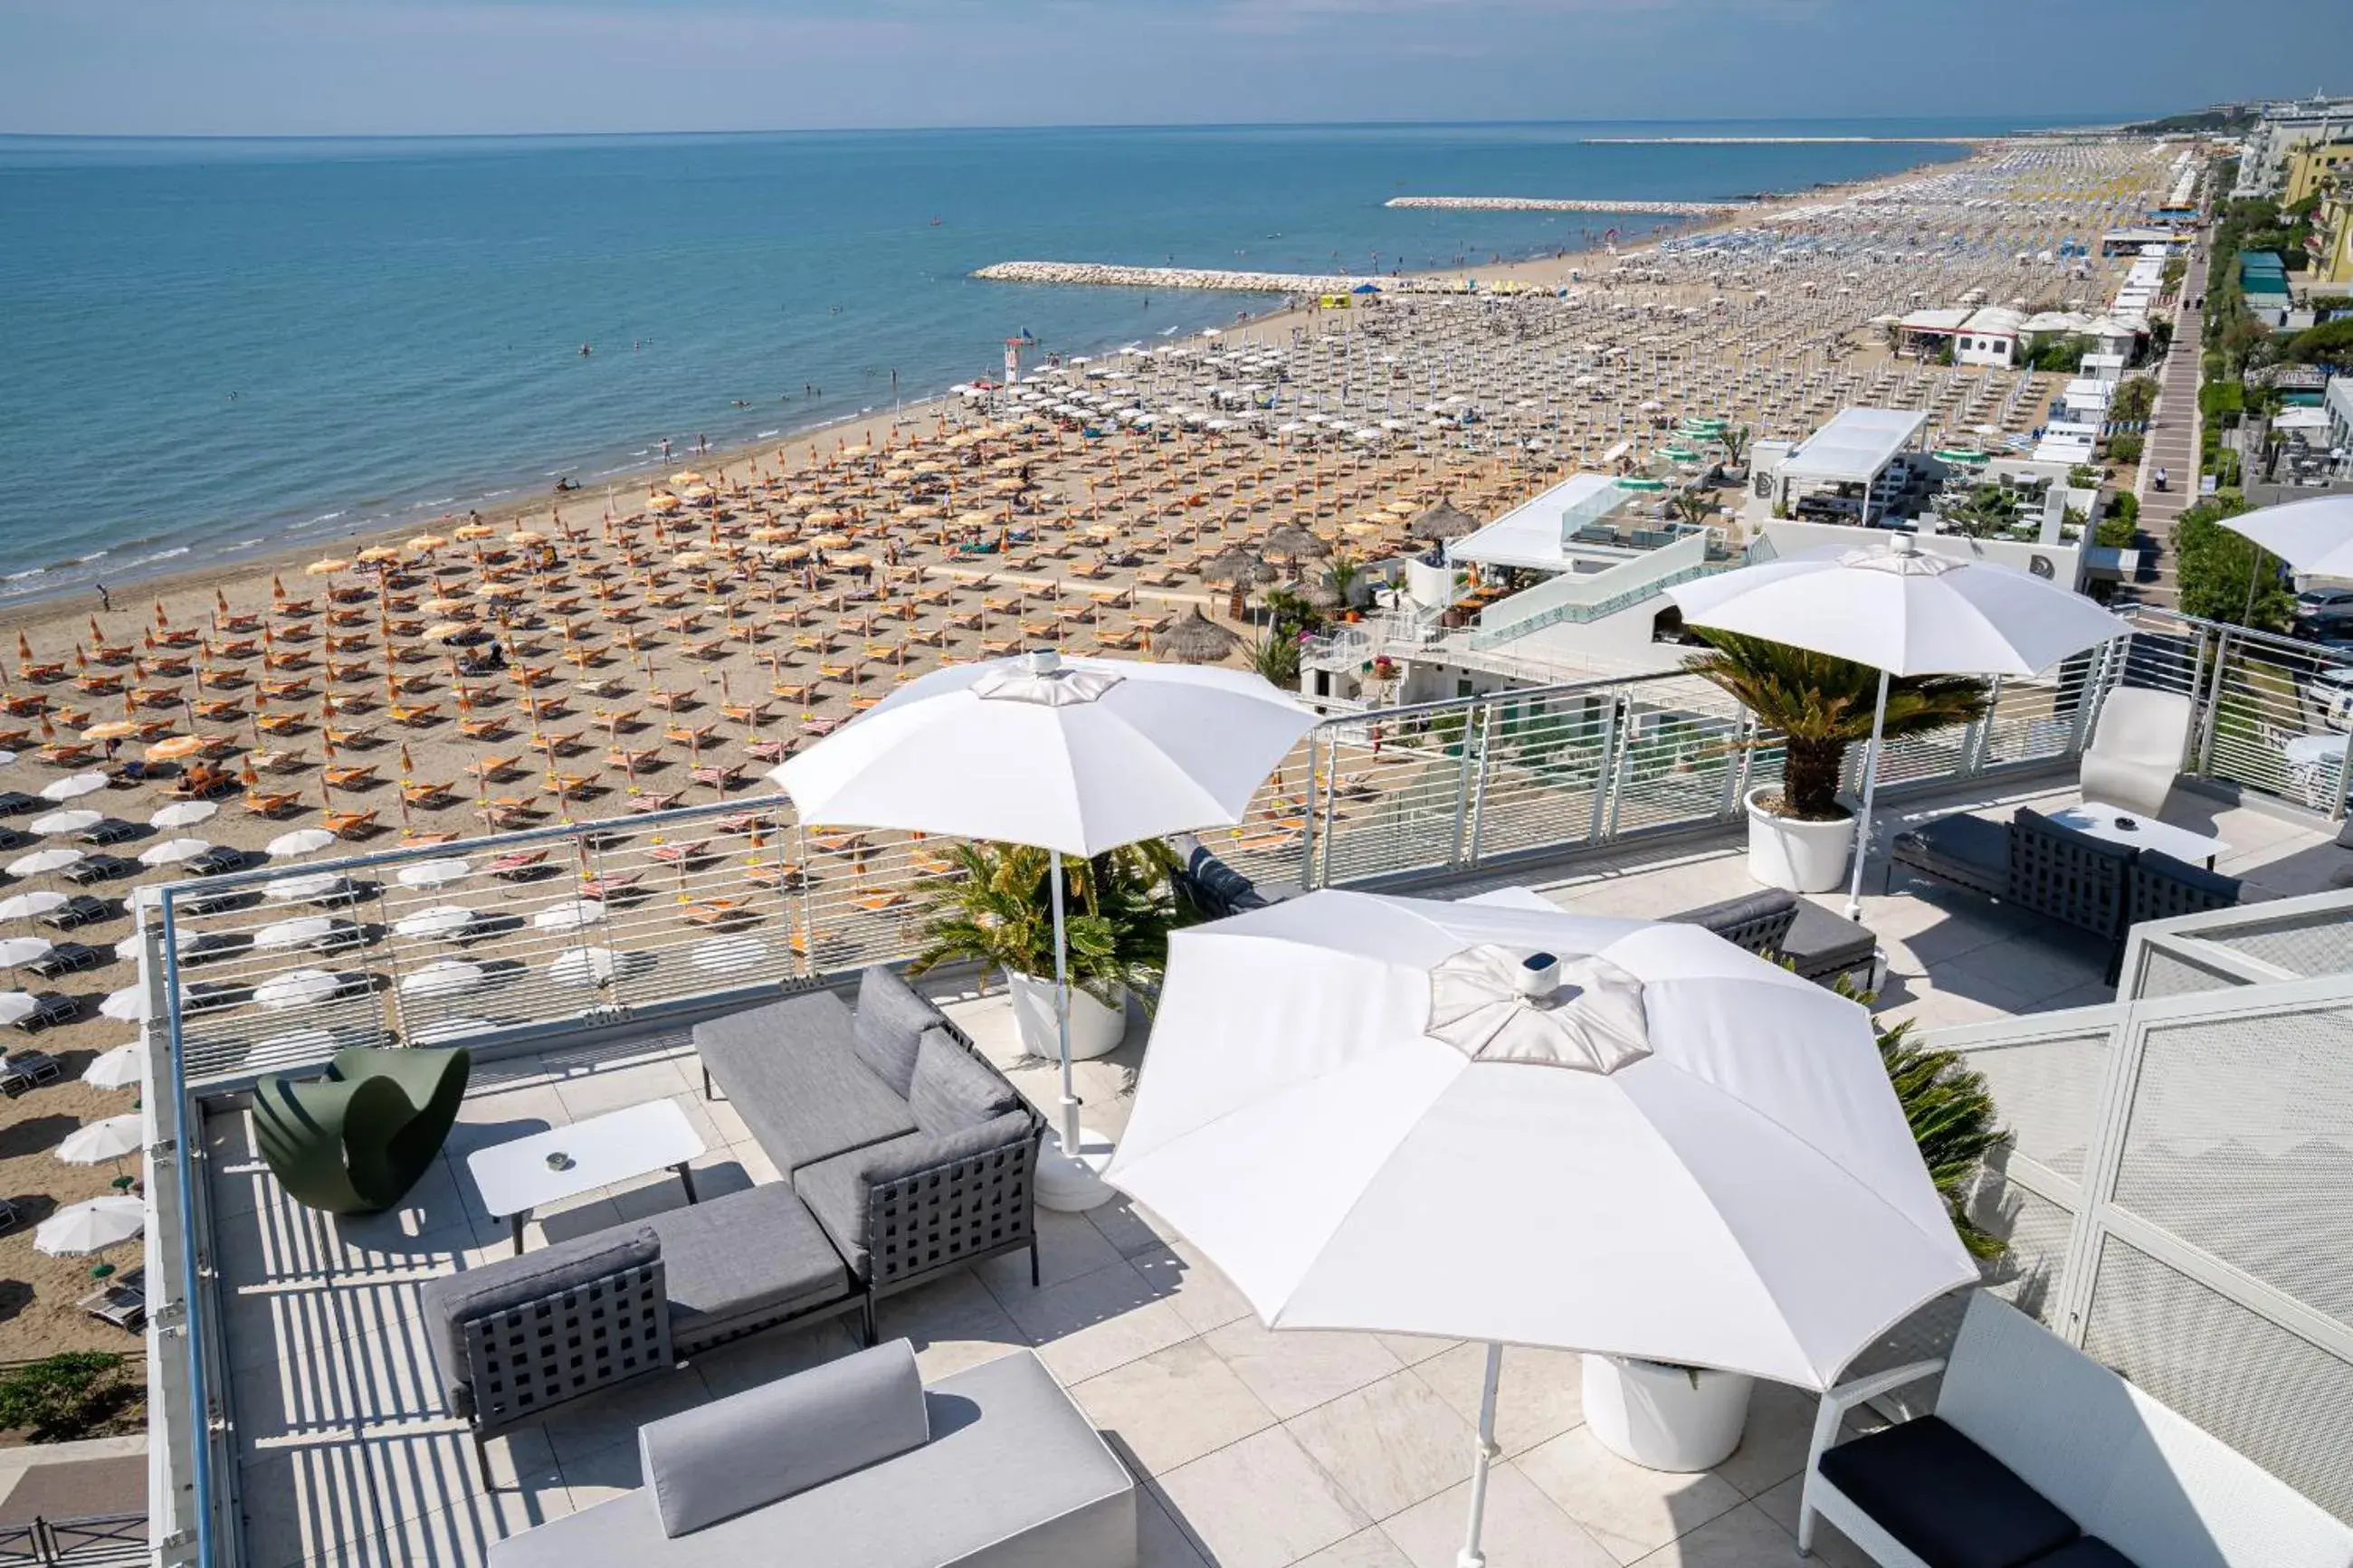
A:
[1051, 854, 1082, 1155]
[1845, 667, 1891, 923]
[1456, 1341, 1503, 1568]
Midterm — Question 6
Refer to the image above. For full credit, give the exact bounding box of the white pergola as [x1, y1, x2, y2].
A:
[1448, 473, 1632, 572]
[1773, 407, 1929, 527]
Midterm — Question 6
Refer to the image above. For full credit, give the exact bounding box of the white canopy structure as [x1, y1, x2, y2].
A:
[1446, 473, 1632, 572]
[1773, 408, 1929, 528]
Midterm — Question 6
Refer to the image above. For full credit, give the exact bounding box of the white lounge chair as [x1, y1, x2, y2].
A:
[2080, 687, 2194, 819]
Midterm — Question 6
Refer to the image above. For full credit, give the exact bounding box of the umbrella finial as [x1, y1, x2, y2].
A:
[1516, 951, 1562, 1001]
[1024, 648, 1063, 677]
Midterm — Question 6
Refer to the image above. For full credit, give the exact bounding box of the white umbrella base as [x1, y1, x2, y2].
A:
[1581, 1354, 1755, 1472]
[1034, 1126, 1117, 1212]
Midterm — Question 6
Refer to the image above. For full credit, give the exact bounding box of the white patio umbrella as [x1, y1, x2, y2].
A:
[254, 916, 340, 949]
[99, 984, 148, 1021]
[0, 891, 67, 921]
[262, 871, 346, 903]
[399, 959, 485, 998]
[1667, 534, 2127, 917]
[0, 936, 53, 967]
[397, 858, 473, 889]
[56, 1114, 144, 1165]
[149, 800, 219, 830]
[35, 1196, 145, 1256]
[39, 772, 108, 803]
[0, 991, 43, 1026]
[82, 1042, 146, 1089]
[138, 837, 214, 868]
[265, 828, 338, 859]
[30, 809, 102, 836]
[776, 649, 1315, 1205]
[2216, 491, 2353, 577]
[547, 946, 639, 987]
[8, 848, 85, 878]
[393, 905, 478, 940]
[1107, 888, 1975, 1568]
[533, 898, 605, 932]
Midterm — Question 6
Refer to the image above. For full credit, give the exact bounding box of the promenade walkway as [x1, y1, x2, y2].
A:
[2125, 245, 2208, 608]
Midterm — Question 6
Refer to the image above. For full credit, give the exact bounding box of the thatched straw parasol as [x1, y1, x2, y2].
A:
[1154, 606, 1243, 665]
[1408, 497, 1481, 541]
[1200, 547, 1276, 620]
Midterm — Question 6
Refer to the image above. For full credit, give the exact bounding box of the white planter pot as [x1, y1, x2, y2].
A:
[1744, 785, 1853, 894]
[1579, 1354, 1755, 1473]
[1005, 972, 1127, 1060]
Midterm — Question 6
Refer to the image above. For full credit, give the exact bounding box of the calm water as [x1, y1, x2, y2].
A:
[0, 120, 2015, 601]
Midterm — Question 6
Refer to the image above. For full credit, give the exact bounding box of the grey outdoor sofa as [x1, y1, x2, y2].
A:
[694, 965, 1045, 1344]
[487, 1340, 1138, 1568]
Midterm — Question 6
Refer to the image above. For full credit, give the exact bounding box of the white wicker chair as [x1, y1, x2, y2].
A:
[1800, 1292, 2353, 1567]
[2080, 688, 2194, 819]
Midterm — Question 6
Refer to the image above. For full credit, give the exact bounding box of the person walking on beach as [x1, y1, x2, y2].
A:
[95, 582, 110, 613]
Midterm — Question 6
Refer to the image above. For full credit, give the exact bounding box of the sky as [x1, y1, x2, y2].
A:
[3, 0, 2347, 137]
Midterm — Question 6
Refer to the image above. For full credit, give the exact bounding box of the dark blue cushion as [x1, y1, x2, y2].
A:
[2022, 1538, 2139, 1568]
[1815, 1416, 2080, 1568]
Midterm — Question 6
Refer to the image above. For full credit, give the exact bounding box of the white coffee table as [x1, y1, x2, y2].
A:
[466, 1098, 706, 1254]
[2046, 801, 2228, 868]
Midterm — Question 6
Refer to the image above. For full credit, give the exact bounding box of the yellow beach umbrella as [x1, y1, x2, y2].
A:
[647, 494, 683, 514]
[421, 622, 471, 641]
[357, 546, 405, 565]
[670, 471, 706, 486]
[811, 533, 852, 551]
[146, 735, 205, 762]
[305, 557, 350, 576]
[408, 533, 450, 551]
[454, 523, 497, 541]
[81, 719, 140, 742]
[507, 529, 547, 546]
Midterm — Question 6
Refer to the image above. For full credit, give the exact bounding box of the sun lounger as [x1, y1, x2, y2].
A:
[2, 1050, 63, 1096]
[11, 993, 81, 1031]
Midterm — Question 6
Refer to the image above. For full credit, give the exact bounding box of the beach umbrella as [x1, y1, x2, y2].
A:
[266, 828, 338, 859]
[776, 648, 1314, 1198]
[138, 837, 214, 868]
[255, 968, 344, 1009]
[1667, 534, 2127, 917]
[305, 557, 351, 576]
[397, 857, 473, 889]
[254, 916, 340, 950]
[1199, 547, 1275, 620]
[0, 936, 54, 967]
[262, 871, 347, 903]
[547, 946, 629, 987]
[691, 934, 771, 972]
[82, 1042, 145, 1090]
[1152, 606, 1243, 665]
[30, 809, 102, 836]
[80, 719, 139, 743]
[56, 1115, 144, 1166]
[2215, 492, 2353, 577]
[99, 984, 148, 1022]
[40, 772, 108, 802]
[398, 958, 486, 998]
[1106, 888, 1975, 1564]
[147, 735, 205, 762]
[533, 898, 605, 932]
[1407, 499, 1482, 542]
[8, 848, 85, 878]
[0, 891, 68, 921]
[393, 905, 478, 940]
[35, 1197, 145, 1257]
[0, 991, 45, 1026]
[149, 800, 219, 830]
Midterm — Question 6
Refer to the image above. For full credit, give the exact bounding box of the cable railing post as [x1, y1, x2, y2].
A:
[793, 820, 817, 981]
[1602, 691, 1635, 842]
[1464, 702, 1498, 870]
[1300, 726, 1325, 890]
[1586, 691, 1623, 845]
[1446, 698, 1480, 869]
[1964, 674, 2003, 776]
[2194, 625, 2233, 777]
[1720, 710, 1755, 819]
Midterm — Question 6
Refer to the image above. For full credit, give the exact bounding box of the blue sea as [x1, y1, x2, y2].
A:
[0, 119, 2034, 603]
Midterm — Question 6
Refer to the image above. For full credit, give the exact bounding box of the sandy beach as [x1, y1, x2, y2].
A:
[0, 135, 2178, 1365]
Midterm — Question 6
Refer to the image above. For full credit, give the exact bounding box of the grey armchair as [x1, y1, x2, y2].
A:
[2080, 687, 2193, 818]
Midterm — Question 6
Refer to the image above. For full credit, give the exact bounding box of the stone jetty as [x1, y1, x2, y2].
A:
[1384, 195, 1748, 215]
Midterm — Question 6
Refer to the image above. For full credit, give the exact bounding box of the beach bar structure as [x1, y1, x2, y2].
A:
[1767, 405, 1929, 527]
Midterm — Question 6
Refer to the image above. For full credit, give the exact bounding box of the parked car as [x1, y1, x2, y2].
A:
[2292, 586, 2353, 633]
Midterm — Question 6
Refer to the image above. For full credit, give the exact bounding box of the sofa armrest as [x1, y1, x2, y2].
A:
[863, 1113, 1042, 1290]
[1807, 1359, 1947, 1479]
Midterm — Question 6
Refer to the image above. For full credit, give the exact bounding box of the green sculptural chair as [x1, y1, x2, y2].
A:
[253, 1046, 471, 1216]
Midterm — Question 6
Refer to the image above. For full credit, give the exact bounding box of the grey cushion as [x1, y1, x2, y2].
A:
[422, 1225, 661, 1412]
[1781, 899, 1876, 982]
[695, 992, 916, 1175]
[640, 1339, 929, 1538]
[643, 1182, 849, 1348]
[1892, 813, 2012, 898]
[854, 965, 942, 1099]
[489, 1348, 1137, 1568]
[795, 1110, 1036, 1277]
[907, 1026, 1021, 1136]
[1815, 1415, 2079, 1568]
[1672, 889, 1799, 957]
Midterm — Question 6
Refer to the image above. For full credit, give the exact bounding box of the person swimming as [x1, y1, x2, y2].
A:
[578, 343, 593, 356]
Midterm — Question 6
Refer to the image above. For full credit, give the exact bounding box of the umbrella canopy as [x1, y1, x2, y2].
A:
[99, 985, 147, 1021]
[8, 848, 85, 878]
[775, 650, 1314, 859]
[1107, 889, 1973, 1385]
[138, 837, 214, 868]
[30, 809, 102, 836]
[393, 905, 479, 940]
[1665, 534, 2125, 679]
[262, 872, 347, 902]
[0, 891, 69, 921]
[1410, 498, 1482, 541]
[533, 898, 605, 931]
[254, 916, 340, 949]
[40, 773, 108, 802]
[399, 959, 485, 998]
[56, 1114, 144, 1164]
[0, 991, 43, 1025]
[1151, 606, 1243, 665]
[0, 936, 53, 967]
[265, 828, 338, 859]
[396, 858, 472, 889]
[149, 801, 219, 830]
[255, 968, 344, 1009]
[35, 1196, 145, 1256]
[2217, 492, 2353, 577]
[82, 1042, 146, 1089]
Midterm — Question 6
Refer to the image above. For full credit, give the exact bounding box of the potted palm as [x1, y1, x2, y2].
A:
[910, 841, 1178, 1060]
[1686, 632, 1987, 893]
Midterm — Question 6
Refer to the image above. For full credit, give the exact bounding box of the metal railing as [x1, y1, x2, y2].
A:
[1894, 893, 2353, 1525]
[139, 599, 2353, 1563]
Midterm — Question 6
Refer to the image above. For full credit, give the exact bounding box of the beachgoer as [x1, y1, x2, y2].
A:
[95, 582, 110, 613]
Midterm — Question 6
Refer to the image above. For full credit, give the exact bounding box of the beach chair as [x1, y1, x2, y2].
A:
[62, 856, 135, 886]
[323, 809, 378, 840]
[400, 778, 452, 808]
[456, 717, 508, 742]
[11, 993, 81, 1032]
[1, 1051, 63, 1097]
[38, 896, 114, 932]
[243, 790, 302, 817]
[81, 1278, 146, 1334]
[486, 848, 549, 879]
[624, 789, 682, 813]
[322, 765, 378, 792]
[25, 942, 105, 981]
